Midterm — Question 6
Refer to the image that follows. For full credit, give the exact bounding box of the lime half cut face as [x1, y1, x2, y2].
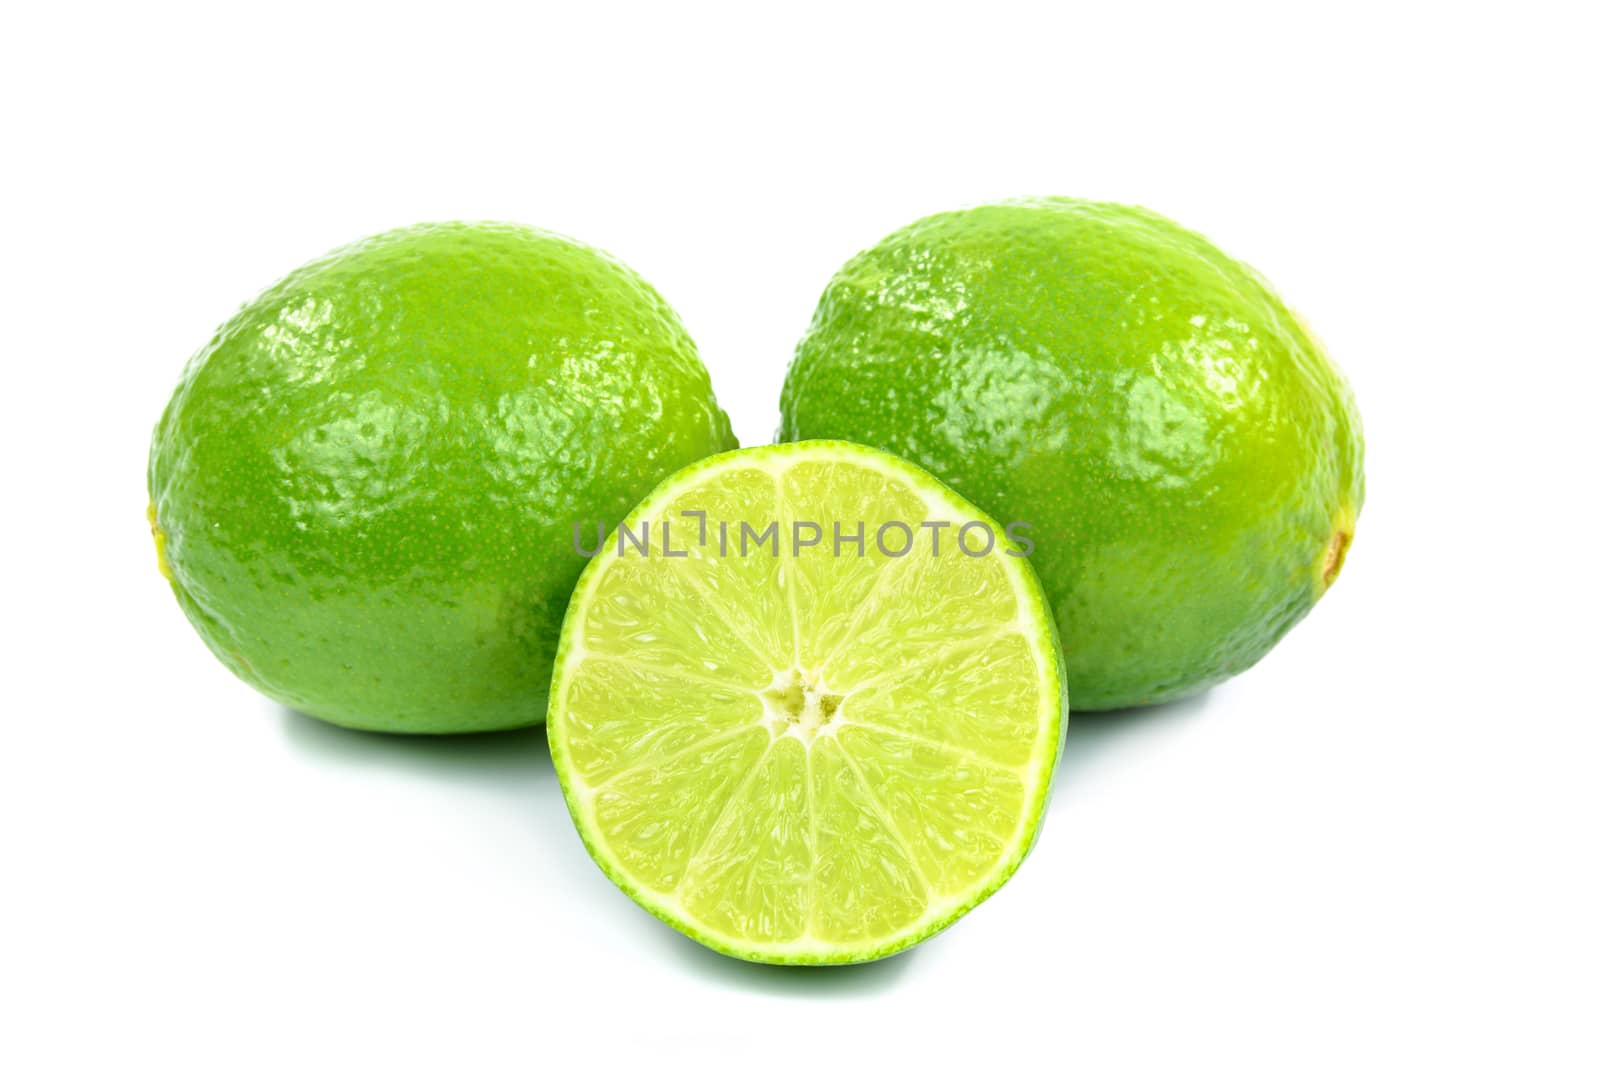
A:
[547, 441, 1066, 964]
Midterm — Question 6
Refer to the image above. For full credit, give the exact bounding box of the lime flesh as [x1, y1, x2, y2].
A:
[547, 441, 1066, 964]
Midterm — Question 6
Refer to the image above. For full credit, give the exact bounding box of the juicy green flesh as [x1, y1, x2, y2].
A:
[781, 198, 1365, 709]
[149, 222, 737, 732]
[548, 442, 1066, 963]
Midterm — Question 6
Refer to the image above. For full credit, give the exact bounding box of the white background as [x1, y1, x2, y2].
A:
[5, 3, 1597, 1065]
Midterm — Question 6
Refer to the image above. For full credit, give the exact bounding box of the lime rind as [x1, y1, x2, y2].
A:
[547, 440, 1066, 965]
[780, 199, 1364, 710]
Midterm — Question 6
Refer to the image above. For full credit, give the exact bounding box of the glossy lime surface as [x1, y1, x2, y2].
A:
[781, 199, 1364, 709]
[150, 222, 737, 732]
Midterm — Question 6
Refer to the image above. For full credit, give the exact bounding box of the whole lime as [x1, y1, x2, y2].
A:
[149, 222, 737, 733]
[780, 198, 1363, 710]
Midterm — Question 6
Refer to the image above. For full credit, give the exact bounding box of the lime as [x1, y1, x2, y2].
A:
[547, 441, 1066, 964]
[149, 222, 737, 733]
[781, 198, 1364, 710]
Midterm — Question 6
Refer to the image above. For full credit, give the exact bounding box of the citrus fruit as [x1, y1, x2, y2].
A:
[547, 440, 1066, 964]
[148, 222, 737, 733]
[780, 198, 1364, 710]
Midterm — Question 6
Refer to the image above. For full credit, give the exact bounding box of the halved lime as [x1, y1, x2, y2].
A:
[547, 441, 1066, 964]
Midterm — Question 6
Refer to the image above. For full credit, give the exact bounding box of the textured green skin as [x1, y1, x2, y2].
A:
[150, 222, 737, 733]
[780, 199, 1364, 710]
